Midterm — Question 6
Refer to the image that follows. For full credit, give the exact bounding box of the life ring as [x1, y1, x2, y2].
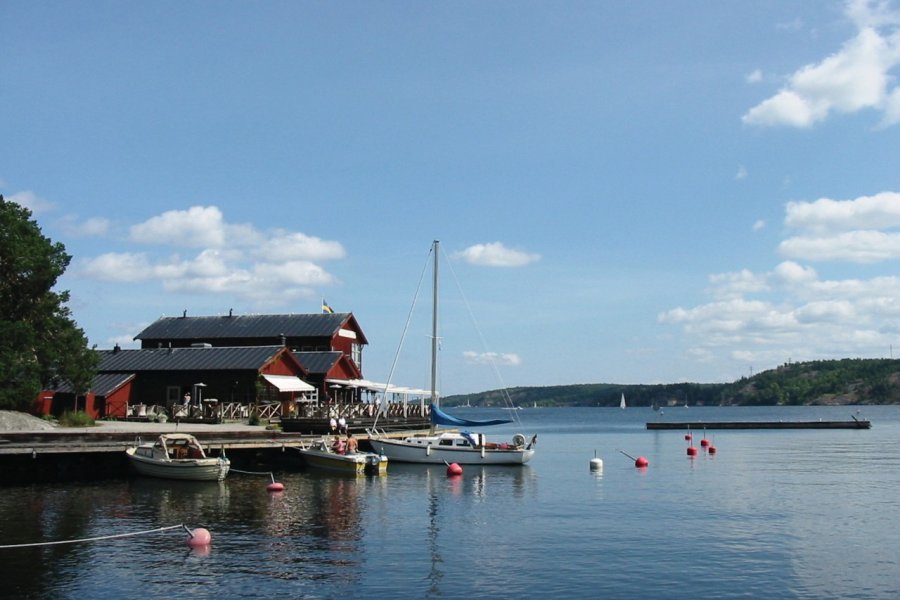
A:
[512, 433, 526, 448]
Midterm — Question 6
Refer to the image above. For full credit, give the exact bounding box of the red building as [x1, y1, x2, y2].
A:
[35, 312, 370, 419]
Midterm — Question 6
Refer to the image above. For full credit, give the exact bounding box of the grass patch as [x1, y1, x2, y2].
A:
[58, 410, 96, 427]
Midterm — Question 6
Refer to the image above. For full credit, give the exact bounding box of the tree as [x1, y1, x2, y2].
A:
[0, 196, 99, 410]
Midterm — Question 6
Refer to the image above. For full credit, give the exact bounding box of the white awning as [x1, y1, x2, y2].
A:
[327, 378, 431, 396]
[262, 374, 316, 392]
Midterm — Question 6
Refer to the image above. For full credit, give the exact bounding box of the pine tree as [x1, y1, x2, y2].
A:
[0, 196, 98, 410]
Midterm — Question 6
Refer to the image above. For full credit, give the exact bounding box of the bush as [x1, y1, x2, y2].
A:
[58, 410, 95, 427]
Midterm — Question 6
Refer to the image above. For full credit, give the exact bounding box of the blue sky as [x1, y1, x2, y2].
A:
[3, 1, 900, 395]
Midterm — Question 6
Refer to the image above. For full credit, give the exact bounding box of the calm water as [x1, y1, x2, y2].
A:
[2, 406, 899, 599]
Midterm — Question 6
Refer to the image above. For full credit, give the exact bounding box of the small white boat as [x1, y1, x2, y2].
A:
[620, 393, 626, 409]
[125, 433, 230, 481]
[295, 439, 388, 475]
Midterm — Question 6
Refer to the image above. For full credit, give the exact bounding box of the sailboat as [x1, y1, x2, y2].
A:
[367, 241, 536, 465]
[620, 393, 626, 409]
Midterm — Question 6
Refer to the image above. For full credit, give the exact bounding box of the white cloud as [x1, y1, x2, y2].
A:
[743, 3, 900, 128]
[454, 242, 541, 267]
[75, 205, 346, 308]
[662, 184, 900, 374]
[753, 219, 766, 231]
[708, 269, 769, 299]
[784, 191, 900, 232]
[7, 190, 56, 214]
[745, 69, 763, 84]
[736, 165, 749, 180]
[779, 192, 900, 262]
[780, 230, 900, 262]
[253, 231, 346, 262]
[59, 215, 111, 237]
[129, 205, 262, 248]
[463, 351, 522, 366]
[77, 252, 155, 282]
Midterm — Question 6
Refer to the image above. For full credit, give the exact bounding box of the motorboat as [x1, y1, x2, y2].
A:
[125, 433, 230, 481]
[294, 439, 387, 475]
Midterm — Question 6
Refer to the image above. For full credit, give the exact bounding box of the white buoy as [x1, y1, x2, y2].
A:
[590, 450, 603, 471]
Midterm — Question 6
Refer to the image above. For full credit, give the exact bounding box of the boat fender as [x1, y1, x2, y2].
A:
[512, 433, 526, 448]
[426, 445, 432, 456]
[481, 446, 485, 458]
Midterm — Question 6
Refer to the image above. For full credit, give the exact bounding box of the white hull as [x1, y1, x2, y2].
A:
[125, 433, 230, 481]
[369, 434, 534, 465]
[126, 450, 230, 481]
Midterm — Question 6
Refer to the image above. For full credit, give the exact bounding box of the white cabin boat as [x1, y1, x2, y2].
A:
[126, 433, 230, 481]
[370, 428, 535, 465]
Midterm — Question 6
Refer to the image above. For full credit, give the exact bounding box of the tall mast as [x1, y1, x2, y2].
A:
[431, 240, 440, 408]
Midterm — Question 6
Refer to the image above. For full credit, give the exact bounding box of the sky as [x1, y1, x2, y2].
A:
[3, 1, 900, 396]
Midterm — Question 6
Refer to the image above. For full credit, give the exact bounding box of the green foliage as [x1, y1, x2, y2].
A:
[0, 196, 99, 410]
[444, 358, 900, 407]
[58, 410, 95, 427]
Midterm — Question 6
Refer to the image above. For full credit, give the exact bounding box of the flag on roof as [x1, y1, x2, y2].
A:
[322, 299, 334, 314]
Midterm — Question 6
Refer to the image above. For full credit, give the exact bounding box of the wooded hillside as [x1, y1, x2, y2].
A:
[443, 358, 900, 407]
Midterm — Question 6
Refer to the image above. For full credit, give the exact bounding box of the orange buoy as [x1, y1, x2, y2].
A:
[186, 527, 212, 548]
[635, 456, 649, 468]
[446, 462, 463, 477]
[267, 482, 285, 492]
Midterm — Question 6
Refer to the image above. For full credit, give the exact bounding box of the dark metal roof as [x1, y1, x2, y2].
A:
[50, 373, 135, 395]
[294, 351, 343, 375]
[134, 313, 359, 342]
[99, 346, 287, 372]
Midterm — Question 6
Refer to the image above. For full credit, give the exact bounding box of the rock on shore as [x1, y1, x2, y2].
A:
[0, 411, 56, 432]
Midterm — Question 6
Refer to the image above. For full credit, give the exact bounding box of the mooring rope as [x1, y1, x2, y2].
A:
[230, 468, 276, 482]
[0, 523, 187, 549]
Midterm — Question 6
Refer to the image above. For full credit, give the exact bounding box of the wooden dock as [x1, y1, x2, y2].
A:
[646, 419, 871, 430]
[0, 425, 430, 483]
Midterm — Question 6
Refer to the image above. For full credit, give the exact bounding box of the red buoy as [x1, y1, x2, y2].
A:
[708, 445, 717, 455]
[446, 462, 463, 477]
[267, 482, 285, 492]
[635, 456, 649, 468]
[684, 433, 693, 441]
[687, 446, 698, 457]
[700, 438, 710, 448]
[186, 527, 212, 548]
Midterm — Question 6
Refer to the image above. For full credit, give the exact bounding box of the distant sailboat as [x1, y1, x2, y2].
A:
[620, 393, 626, 409]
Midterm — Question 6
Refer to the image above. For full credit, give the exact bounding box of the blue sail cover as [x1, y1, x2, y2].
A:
[430, 403, 512, 427]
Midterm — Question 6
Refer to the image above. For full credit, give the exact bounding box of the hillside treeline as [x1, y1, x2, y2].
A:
[444, 358, 900, 407]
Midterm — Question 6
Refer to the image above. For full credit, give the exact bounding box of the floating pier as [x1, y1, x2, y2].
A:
[646, 419, 871, 430]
